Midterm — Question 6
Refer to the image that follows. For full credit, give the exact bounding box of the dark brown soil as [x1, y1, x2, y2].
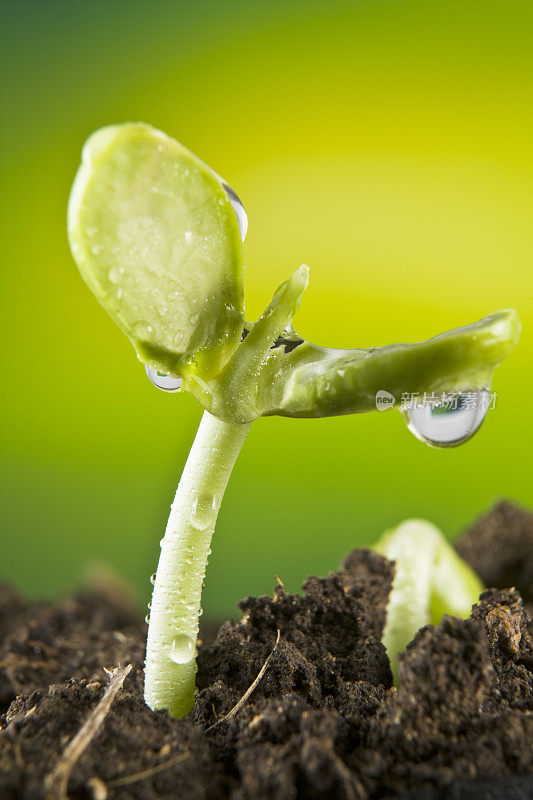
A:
[1, 501, 532, 800]
[456, 501, 533, 616]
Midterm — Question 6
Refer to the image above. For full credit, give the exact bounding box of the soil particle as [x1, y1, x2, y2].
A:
[355, 607, 531, 798]
[2, 669, 226, 800]
[470, 587, 533, 711]
[0, 587, 144, 716]
[456, 500, 533, 604]
[1, 505, 532, 800]
[195, 549, 394, 724]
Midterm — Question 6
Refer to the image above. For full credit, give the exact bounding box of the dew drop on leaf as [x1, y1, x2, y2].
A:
[145, 366, 182, 392]
[223, 183, 248, 241]
[133, 321, 154, 341]
[108, 267, 123, 284]
[402, 389, 490, 448]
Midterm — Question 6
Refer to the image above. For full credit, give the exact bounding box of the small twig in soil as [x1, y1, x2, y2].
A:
[105, 751, 191, 789]
[43, 664, 132, 800]
[206, 629, 281, 732]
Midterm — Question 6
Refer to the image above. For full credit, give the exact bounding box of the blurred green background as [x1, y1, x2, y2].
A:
[2, 0, 531, 618]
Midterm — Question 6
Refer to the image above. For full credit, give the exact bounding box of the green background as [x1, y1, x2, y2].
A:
[2, 0, 531, 618]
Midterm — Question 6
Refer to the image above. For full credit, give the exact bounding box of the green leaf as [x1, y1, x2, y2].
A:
[256, 307, 520, 418]
[68, 123, 244, 375]
[68, 124, 520, 424]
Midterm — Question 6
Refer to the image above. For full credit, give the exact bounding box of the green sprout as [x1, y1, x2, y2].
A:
[68, 122, 520, 718]
[374, 519, 484, 683]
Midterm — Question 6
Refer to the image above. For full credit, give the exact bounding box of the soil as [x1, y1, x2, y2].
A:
[1, 501, 532, 800]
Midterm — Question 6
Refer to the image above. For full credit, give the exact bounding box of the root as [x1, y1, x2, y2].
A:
[106, 751, 190, 789]
[44, 664, 132, 800]
[207, 629, 280, 731]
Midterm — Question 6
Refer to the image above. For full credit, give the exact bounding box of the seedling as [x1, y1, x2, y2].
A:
[68, 123, 519, 717]
[374, 519, 484, 683]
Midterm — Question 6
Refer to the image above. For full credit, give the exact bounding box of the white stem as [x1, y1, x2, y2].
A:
[144, 410, 251, 717]
[376, 520, 438, 683]
[375, 519, 483, 684]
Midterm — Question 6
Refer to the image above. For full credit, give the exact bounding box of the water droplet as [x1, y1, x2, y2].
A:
[173, 331, 187, 349]
[222, 184, 247, 241]
[150, 573, 157, 585]
[169, 634, 196, 664]
[90, 243, 103, 255]
[147, 601, 152, 610]
[184, 231, 192, 243]
[402, 389, 490, 448]
[133, 321, 154, 341]
[145, 613, 151, 624]
[191, 495, 216, 531]
[145, 366, 182, 392]
[108, 267, 122, 284]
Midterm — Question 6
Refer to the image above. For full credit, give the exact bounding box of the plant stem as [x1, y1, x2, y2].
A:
[144, 410, 251, 717]
[374, 519, 483, 684]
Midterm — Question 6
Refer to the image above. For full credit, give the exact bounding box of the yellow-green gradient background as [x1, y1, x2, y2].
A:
[2, 0, 532, 616]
